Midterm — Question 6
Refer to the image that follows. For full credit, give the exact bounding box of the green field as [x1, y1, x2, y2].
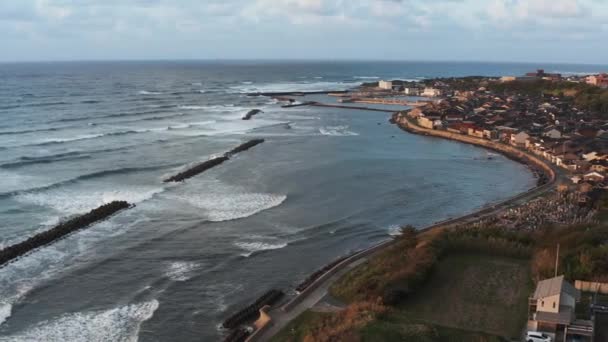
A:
[392, 253, 531, 339]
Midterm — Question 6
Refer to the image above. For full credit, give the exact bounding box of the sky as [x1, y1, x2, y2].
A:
[1, 0, 608, 64]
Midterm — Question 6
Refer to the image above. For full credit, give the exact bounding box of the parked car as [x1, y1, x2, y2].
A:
[526, 331, 552, 342]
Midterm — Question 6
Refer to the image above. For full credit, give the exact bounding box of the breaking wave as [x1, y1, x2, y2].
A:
[164, 181, 287, 222]
[137, 90, 163, 95]
[164, 262, 200, 282]
[234, 241, 288, 258]
[0, 300, 159, 342]
[15, 186, 164, 215]
[319, 125, 358, 136]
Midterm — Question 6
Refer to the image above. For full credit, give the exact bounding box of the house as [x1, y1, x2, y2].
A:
[378, 80, 392, 90]
[422, 88, 442, 97]
[583, 172, 605, 182]
[586, 74, 608, 88]
[544, 128, 562, 139]
[511, 131, 530, 147]
[404, 87, 421, 96]
[528, 276, 593, 340]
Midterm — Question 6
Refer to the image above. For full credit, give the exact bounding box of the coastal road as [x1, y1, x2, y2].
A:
[250, 108, 566, 342]
[253, 175, 558, 342]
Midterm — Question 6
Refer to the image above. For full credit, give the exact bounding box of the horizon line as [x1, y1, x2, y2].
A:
[1, 58, 607, 67]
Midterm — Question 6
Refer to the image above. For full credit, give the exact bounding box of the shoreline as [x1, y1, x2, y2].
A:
[246, 105, 559, 342]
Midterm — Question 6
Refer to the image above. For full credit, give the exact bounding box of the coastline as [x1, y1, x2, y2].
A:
[246, 106, 559, 342]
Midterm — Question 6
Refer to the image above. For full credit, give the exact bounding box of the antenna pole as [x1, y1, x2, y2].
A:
[555, 244, 560, 277]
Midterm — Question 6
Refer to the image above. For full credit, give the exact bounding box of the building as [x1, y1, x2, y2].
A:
[511, 131, 530, 146]
[586, 74, 608, 88]
[544, 128, 562, 139]
[404, 87, 421, 96]
[422, 87, 442, 97]
[583, 172, 605, 182]
[526, 69, 562, 81]
[528, 276, 593, 341]
[501, 76, 517, 82]
[378, 80, 393, 90]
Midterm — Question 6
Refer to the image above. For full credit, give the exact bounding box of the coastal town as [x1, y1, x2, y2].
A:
[224, 70, 608, 342]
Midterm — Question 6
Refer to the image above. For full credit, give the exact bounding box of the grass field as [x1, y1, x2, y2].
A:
[394, 253, 532, 339]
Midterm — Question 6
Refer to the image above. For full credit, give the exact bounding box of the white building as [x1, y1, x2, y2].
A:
[378, 80, 393, 90]
[421, 87, 442, 97]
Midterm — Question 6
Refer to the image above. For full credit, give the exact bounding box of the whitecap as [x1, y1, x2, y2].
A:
[235, 241, 288, 258]
[191, 82, 203, 86]
[354, 76, 379, 79]
[137, 90, 163, 95]
[0, 303, 11, 326]
[0, 300, 159, 342]
[231, 81, 358, 94]
[16, 187, 164, 215]
[178, 105, 205, 110]
[387, 224, 402, 236]
[319, 125, 358, 136]
[164, 262, 200, 282]
[163, 181, 287, 222]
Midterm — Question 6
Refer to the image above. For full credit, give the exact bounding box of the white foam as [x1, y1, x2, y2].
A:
[387, 224, 402, 236]
[235, 241, 288, 258]
[164, 262, 200, 282]
[0, 170, 52, 194]
[178, 105, 206, 110]
[137, 90, 163, 95]
[0, 300, 159, 342]
[16, 187, 164, 215]
[0, 303, 11, 327]
[191, 82, 203, 86]
[354, 76, 380, 79]
[319, 125, 358, 136]
[231, 81, 358, 94]
[164, 181, 287, 222]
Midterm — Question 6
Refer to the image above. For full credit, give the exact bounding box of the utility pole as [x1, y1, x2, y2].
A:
[555, 243, 560, 277]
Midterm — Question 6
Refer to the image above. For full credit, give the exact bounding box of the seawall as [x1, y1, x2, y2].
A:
[392, 112, 556, 184]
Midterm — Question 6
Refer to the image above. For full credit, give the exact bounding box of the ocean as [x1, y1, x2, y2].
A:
[0, 60, 604, 341]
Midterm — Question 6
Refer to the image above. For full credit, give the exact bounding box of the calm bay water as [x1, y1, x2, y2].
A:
[0, 61, 604, 341]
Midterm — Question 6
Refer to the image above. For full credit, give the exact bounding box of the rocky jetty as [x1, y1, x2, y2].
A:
[163, 156, 229, 183]
[222, 289, 284, 329]
[164, 140, 265, 183]
[242, 109, 263, 120]
[223, 328, 251, 342]
[225, 139, 265, 157]
[0, 201, 131, 267]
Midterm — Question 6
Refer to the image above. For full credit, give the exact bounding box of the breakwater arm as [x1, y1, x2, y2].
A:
[163, 156, 230, 183]
[164, 139, 265, 183]
[243, 109, 263, 121]
[226, 139, 265, 157]
[0, 201, 131, 267]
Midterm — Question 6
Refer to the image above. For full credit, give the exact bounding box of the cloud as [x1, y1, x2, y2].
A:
[0, 0, 606, 63]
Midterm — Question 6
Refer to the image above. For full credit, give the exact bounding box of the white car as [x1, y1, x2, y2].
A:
[526, 331, 552, 342]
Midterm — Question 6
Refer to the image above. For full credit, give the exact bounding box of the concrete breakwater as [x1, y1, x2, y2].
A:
[247, 90, 348, 97]
[243, 109, 263, 121]
[163, 156, 230, 183]
[226, 139, 265, 157]
[164, 139, 265, 183]
[0, 201, 131, 267]
[222, 289, 284, 330]
[295, 255, 350, 293]
[223, 328, 251, 342]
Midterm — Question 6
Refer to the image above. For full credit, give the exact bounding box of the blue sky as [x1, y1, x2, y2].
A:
[1, 0, 608, 64]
